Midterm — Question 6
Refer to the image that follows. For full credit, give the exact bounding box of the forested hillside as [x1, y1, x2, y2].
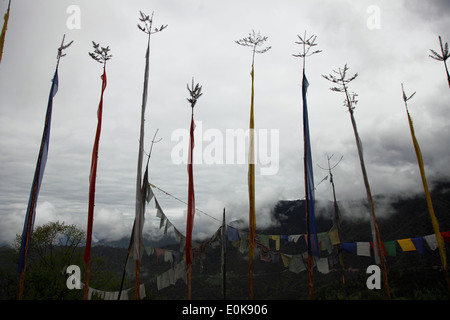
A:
[1, 180, 450, 300]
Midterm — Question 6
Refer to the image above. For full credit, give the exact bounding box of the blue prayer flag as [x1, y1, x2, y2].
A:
[302, 72, 320, 257]
[18, 70, 59, 273]
[411, 237, 426, 254]
[342, 242, 356, 254]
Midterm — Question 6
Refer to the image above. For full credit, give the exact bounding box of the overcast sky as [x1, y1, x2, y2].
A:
[0, 0, 449, 245]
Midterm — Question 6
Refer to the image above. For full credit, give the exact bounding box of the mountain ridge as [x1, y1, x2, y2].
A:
[94, 179, 450, 249]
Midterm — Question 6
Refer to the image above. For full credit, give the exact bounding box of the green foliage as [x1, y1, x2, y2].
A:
[2, 181, 450, 300]
[2, 221, 122, 300]
[11, 221, 85, 299]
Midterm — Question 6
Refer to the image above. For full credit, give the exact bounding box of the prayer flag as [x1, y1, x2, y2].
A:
[0, 0, 11, 65]
[248, 65, 256, 300]
[302, 72, 320, 257]
[227, 226, 239, 241]
[289, 254, 306, 273]
[441, 231, 450, 243]
[406, 108, 447, 270]
[248, 65, 256, 261]
[370, 241, 388, 256]
[328, 227, 340, 245]
[134, 28, 151, 261]
[84, 67, 107, 265]
[356, 242, 371, 257]
[185, 114, 195, 266]
[397, 238, 416, 252]
[269, 235, 280, 251]
[132, 163, 153, 260]
[18, 70, 59, 273]
[411, 237, 426, 254]
[342, 242, 356, 254]
[383, 241, 397, 257]
[424, 234, 438, 250]
[316, 257, 330, 274]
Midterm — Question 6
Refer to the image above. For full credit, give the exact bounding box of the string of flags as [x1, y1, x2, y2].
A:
[87, 229, 450, 300]
[150, 182, 450, 263]
[342, 232, 450, 256]
[111, 186, 449, 297]
[82, 185, 450, 299]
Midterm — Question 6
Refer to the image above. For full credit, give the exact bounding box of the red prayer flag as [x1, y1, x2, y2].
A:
[84, 67, 107, 265]
[441, 231, 450, 243]
[185, 114, 195, 266]
[370, 241, 387, 256]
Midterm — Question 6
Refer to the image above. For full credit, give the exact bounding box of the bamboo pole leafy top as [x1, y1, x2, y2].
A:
[429, 36, 449, 62]
[322, 64, 359, 111]
[187, 78, 202, 109]
[56, 34, 73, 69]
[235, 30, 271, 63]
[137, 11, 167, 35]
[293, 31, 322, 70]
[89, 41, 112, 65]
[401, 83, 416, 105]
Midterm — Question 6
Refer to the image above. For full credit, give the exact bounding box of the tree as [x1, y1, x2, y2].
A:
[14, 221, 85, 299]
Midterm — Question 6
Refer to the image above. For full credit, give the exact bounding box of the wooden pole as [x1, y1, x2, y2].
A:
[188, 263, 192, 300]
[328, 156, 347, 298]
[302, 64, 314, 300]
[401, 85, 450, 293]
[83, 265, 90, 299]
[304, 153, 314, 300]
[248, 63, 256, 300]
[221, 208, 226, 300]
[348, 108, 390, 300]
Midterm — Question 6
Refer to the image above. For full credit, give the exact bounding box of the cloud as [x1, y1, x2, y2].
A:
[1, 1, 450, 247]
[90, 207, 131, 242]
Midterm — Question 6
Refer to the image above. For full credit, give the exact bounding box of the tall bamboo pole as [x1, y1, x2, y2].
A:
[0, 0, 11, 65]
[84, 42, 111, 300]
[134, 12, 167, 299]
[401, 84, 450, 293]
[323, 65, 390, 300]
[319, 155, 347, 298]
[186, 79, 202, 300]
[18, 35, 72, 300]
[235, 30, 270, 300]
[294, 31, 322, 300]
[221, 208, 227, 300]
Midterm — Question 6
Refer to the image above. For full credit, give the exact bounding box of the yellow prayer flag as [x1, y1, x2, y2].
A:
[328, 227, 341, 245]
[0, 1, 11, 65]
[407, 110, 447, 270]
[397, 238, 416, 252]
[280, 253, 292, 268]
[269, 235, 280, 251]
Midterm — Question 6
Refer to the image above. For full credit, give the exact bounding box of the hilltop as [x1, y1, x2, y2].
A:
[2, 179, 450, 299]
[88, 179, 450, 299]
